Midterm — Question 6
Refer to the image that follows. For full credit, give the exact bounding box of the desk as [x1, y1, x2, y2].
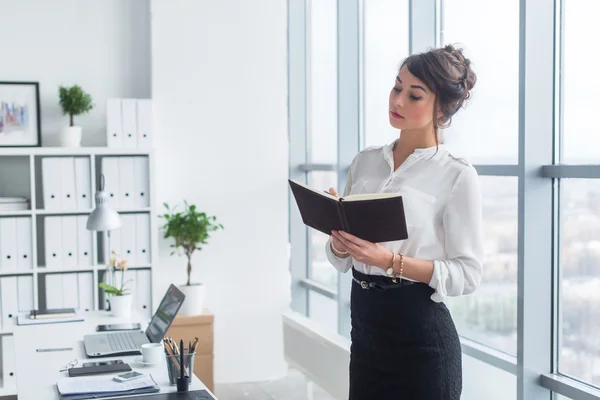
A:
[12, 311, 218, 399]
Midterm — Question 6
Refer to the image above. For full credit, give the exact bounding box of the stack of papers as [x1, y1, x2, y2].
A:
[0, 197, 28, 211]
[57, 374, 159, 399]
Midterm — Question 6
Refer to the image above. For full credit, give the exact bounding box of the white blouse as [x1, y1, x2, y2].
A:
[325, 139, 484, 303]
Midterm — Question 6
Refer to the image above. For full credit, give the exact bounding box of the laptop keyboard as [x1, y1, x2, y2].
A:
[107, 332, 137, 351]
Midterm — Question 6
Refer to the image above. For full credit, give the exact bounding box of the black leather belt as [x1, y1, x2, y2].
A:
[351, 276, 415, 291]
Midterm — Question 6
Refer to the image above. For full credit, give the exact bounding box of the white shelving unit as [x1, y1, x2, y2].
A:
[0, 147, 159, 395]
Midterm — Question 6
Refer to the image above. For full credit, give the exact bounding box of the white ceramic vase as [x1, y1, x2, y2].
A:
[177, 283, 205, 316]
[59, 126, 82, 147]
[110, 294, 133, 318]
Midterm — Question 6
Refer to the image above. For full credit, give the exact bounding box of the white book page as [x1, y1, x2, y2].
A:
[57, 374, 156, 394]
[342, 193, 400, 201]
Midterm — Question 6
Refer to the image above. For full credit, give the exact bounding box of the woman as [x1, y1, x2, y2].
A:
[326, 44, 483, 399]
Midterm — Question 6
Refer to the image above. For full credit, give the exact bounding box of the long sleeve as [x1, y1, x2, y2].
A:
[429, 166, 484, 302]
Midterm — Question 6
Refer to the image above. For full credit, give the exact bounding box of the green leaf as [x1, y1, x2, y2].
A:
[58, 85, 94, 119]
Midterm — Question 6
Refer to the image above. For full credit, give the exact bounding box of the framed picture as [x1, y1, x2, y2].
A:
[0, 81, 41, 147]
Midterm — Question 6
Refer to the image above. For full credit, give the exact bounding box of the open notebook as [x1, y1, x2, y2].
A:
[288, 179, 408, 243]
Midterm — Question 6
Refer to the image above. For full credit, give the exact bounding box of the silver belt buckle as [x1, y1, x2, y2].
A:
[360, 281, 368, 289]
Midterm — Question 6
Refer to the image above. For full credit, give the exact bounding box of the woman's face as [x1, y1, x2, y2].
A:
[389, 66, 437, 131]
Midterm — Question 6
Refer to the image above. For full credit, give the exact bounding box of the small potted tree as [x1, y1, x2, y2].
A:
[58, 84, 94, 147]
[160, 202, 223, 315]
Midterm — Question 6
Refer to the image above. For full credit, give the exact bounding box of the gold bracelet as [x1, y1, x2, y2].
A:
[397, 252, 404, 279]
[330, 241, 349, 256]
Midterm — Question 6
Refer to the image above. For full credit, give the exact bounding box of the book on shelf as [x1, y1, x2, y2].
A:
[288, 179, 408, 243]
[30, 308, 77, 319]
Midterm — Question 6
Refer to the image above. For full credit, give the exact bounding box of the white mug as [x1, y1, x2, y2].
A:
[141, 343, 163, 365]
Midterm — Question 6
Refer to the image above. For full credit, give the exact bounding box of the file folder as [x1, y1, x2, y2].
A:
[120, 214, 137, 266]
[136, 99, 153, 149]
[118, 157, 135, 209]
[135, 214, 151, 265]
[106, 99, 123, 148]
[62, 274, 79, 309]
[77, 273, 94, 312]
[61, 216, 78, 268]
[74, 157, 92, 210]
[1, 277, 18, 328]
[2, 335, 16, 390]
[42, 157, 63, 210]
[0, 218, 18, 269]
[101, 157, 120, 208]
[136, 269, 152, 319]
[44, 216, 64, 269]
[121, 99, 138, 148]
[134, 157, 150, 208]
[77, 215, 93, 268]
[17, 275, 34, 313]
[16, 217, 33, 270]
[45, 273, 64, 309]
[61, 157, 78, 210]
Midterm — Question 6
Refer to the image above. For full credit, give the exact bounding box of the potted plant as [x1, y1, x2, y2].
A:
[160, 202, 223, 315]
[58, 84, 94, 147]
[98, 251, 133, 317]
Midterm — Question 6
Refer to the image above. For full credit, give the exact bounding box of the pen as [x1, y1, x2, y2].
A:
[36, 347, 72, 352]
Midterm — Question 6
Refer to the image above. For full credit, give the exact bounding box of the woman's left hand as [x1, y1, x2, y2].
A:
[331, 230, 392, 270]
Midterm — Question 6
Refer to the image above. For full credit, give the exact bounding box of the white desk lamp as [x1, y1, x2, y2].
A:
[86, 174, 121, 310]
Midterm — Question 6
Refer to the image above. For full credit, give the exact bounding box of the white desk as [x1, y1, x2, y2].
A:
[13, 311, 218, 399]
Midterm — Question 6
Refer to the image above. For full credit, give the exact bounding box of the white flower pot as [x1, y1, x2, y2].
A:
[60, 126, 82, 147]
[177, 283, 205, 316]
[110, 294, 133, 318]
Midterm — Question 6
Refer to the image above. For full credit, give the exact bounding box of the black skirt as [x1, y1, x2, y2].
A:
[349, 268, 462, 400]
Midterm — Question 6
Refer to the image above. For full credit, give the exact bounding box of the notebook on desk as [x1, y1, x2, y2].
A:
[84, 284, 185, 357]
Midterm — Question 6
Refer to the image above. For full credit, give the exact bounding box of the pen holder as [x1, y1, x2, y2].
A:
[165, 352, 195, 386]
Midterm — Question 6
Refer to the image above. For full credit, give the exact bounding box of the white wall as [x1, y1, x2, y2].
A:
[0, 0, 151, 147]
[151, 0, 289, 383]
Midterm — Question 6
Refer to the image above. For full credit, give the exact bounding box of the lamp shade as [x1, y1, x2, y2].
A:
[86, 190, 121, 231]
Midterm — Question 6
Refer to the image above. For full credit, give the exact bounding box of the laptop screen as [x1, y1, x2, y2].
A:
[145, 284, 186, 343]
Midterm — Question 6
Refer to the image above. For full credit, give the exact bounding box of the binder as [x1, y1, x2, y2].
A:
[61, 216, 78, 268]
[1, 277, 18, 328]
[136, 269, 152, 319]
[133, 157, 150, 208]
[135, 214, 151, 265]
[42, 157, 63, 210]
[106, 98, 123, 148]
[44, 216, 64, 269]
[74, 157, 92, 210]
[62, 274, 79, 309]
[17, 275, 34, 313]
[101, 157, 120, 208]
[2, 335, 16, 390]
[136, 99, 153, 148]
[118, 157, 135, 209]
[0, 218, 18, 269]
[77, 273, 94, 312]
[16, 217, 33, 270]
[61, 157, 78, 210]
[76, 215, 93, 268]
[45, 273, 64, 309]
[120, 214, 137, 266]
[121, 99, 138, 148]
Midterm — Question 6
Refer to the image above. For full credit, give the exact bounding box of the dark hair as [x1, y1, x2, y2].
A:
[399, 44, 477, 143]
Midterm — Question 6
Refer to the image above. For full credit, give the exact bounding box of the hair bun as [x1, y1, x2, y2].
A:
[443, 44, 476, 94]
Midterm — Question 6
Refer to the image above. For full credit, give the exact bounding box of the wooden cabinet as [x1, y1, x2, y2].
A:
[166, 311, 214, 392]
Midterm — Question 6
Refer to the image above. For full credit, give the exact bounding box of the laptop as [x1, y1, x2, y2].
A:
[84, 284, 185, 357]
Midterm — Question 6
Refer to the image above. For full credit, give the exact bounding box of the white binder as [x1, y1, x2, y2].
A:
[76, 215, 93, 268]
[118, 157, 135, 209]
[0, 218, 18, 269]
[44, 216, 63, 269]
[121, 99, 138, 148]
[16, 217, 32, 270]
[120, 214, 137, 266]
[61, 216, 78, 268]
[45, 274, 64, 309]
[41, 157, 62, 210]
[101, 157, 121, 208]
[136, 269, 152, 319]
[136, 99, 153, 149]
[60, 157, 78, 210]
[1, 277, 18, 328]
[17, 275, 34, 313]
[62, 274, 79, 309]
[2, 335, 17, 390]
[74, 157, 92, 210]
[135, 214, 151, 265]
[77, 272, 94, 312]
[134, 157, 150, 208]
[107, 98, 123, 148]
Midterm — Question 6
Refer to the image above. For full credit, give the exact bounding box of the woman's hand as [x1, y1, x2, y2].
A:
[331, 230, 392, 270]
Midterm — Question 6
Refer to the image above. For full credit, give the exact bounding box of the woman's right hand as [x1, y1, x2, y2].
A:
[328, 188, 351, 258]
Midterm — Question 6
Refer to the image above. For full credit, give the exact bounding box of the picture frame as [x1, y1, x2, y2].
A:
[0, 81, 41, 147]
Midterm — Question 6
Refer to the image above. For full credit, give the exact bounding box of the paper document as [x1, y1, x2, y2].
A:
[57, 374, 157, 395]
